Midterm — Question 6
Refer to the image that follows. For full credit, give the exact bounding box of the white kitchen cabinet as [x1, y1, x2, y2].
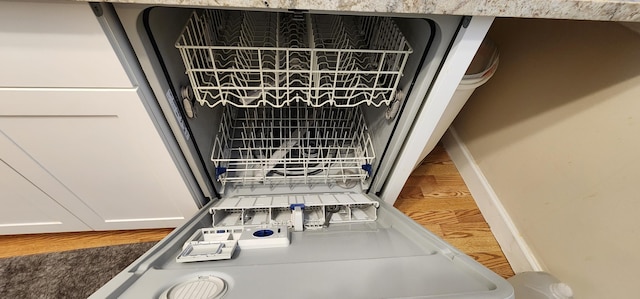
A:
[0, 1, 131, 88]
[0, 88, 198, 232]
[0, 158, 90, 234]
[0, 0, 198, 234]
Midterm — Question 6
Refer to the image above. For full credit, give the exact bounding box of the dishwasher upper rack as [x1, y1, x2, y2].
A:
[176, 10, 413, 108]
[211, 105, 375, 190]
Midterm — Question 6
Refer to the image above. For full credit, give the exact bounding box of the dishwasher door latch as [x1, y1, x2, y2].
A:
[289, 9, 309, 21]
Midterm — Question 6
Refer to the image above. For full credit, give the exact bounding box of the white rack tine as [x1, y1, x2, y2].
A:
[250, 130, 257, 157]
[238, 130, 247, 162]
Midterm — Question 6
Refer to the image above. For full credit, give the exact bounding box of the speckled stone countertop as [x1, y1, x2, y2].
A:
[87, 0, 639, 22]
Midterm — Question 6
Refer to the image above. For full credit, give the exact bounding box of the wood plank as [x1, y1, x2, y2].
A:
[403, 210, 459, 225]
[414, 223, 445, 237]
[455, 209, 487, 223]
[397, 186, 426, 200]
[403, 175, 437, 187]
[420, 189, 472, 198]
[440, 221, 493, 237]
[0, 228, 172, 258]
[394, 197, 480, 211]
[434, 174, 469, 186]
[413, 162, 460, 176]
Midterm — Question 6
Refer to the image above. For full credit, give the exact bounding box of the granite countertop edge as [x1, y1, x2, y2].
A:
[82, 0, 640, 22]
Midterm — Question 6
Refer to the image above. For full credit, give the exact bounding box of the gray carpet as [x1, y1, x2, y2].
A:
[0, 242, 157, 299]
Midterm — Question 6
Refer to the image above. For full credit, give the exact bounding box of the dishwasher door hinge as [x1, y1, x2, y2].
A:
[461, 16, 472, 28]
[89, 3, 103, 17]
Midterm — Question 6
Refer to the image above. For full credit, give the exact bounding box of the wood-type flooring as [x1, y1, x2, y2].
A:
[393, 144, 514, 278]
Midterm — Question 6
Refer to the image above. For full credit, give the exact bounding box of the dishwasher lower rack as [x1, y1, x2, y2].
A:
[175, 9, 412, 108]
[211, 105, 375, 189]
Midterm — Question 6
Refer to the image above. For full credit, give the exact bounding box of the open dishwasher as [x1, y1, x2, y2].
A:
[91, 3, 514, 298]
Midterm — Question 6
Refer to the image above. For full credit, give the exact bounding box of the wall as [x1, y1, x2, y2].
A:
[450, 18, 640, 298]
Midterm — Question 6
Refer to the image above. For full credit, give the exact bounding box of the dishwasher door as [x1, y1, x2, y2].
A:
[90, 195, 514, 299]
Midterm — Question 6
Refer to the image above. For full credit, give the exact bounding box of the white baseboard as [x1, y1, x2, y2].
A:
[442, 127, 543, 273]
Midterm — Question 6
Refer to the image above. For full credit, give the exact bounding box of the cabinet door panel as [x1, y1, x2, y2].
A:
[0, 89, 197, 231]
[0, 1, 132, 88]
[0, 159, 89, 234]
